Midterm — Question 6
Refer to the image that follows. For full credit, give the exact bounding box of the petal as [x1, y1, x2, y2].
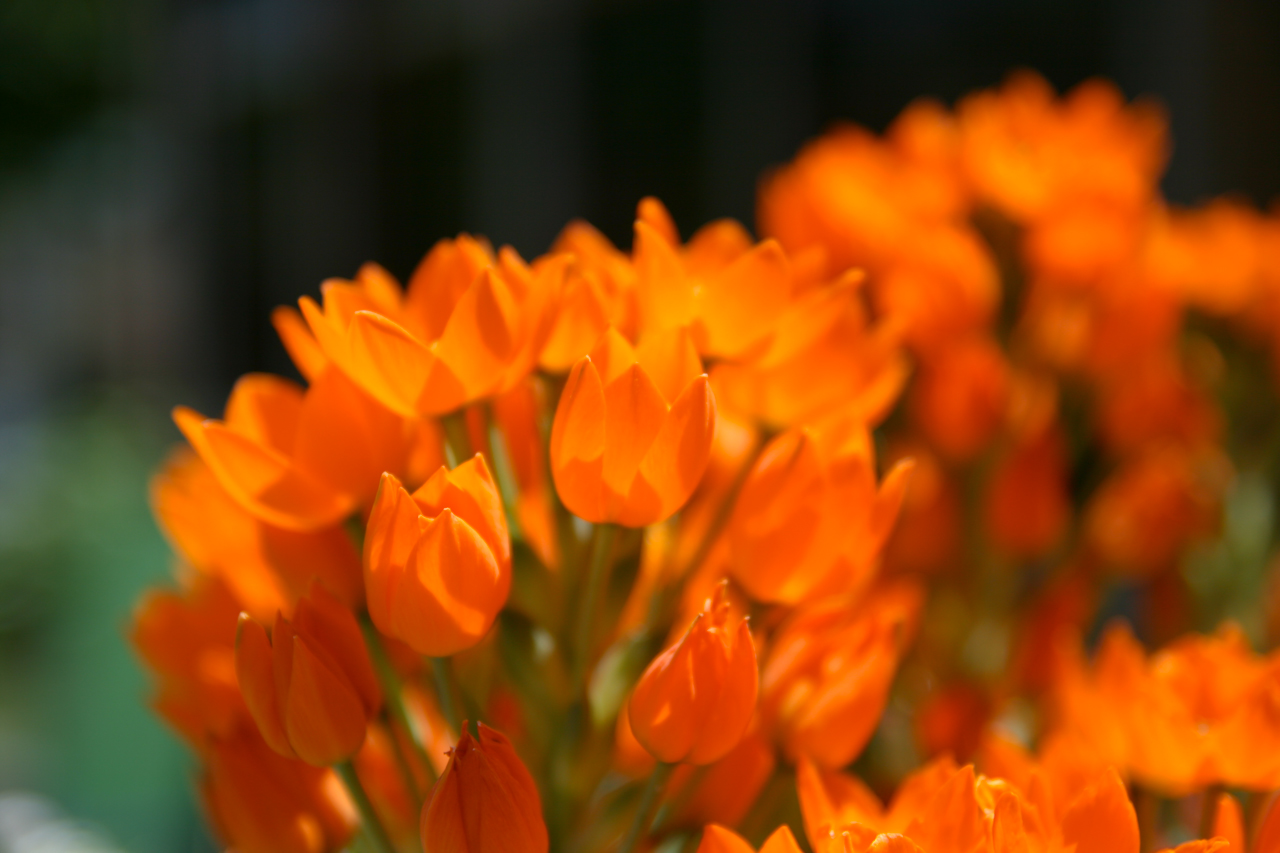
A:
[363, 473, 423, 634]
[406, 233, 495, 342]
[1059, 768, 1140, 853]
[539, 274, 611, 373]
[600, 363, 669, 503]
[696, 824, 756, 853]
[698, 239, 792, 359]
[635, 218, 694, 334]
[284, 633, 370, 765]
[637, 196, 680, 245]
[637, 326, 704, 404]
[293, 585, 381, 716]
[272, 306, 330, 381]
[627, 374, 716, 526]
[628, 629, 700, 763]
[1212, 793, 1245, 852]
[235, 614, 295, 759]
[550, 357, 607, 522]
[687, 620, 758, 765]
[413, 454, 511, 573]
[345, 311, 438, 417]
[432, 268, 520, 406]
[867, 835, 924, 853]
[224, 374, 305, 454]
[174, 406, 353, 531]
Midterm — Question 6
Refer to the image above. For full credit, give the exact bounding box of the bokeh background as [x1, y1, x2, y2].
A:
[1, 0, 1278, 850]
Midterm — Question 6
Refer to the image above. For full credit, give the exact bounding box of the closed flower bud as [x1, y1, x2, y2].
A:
[697, 825, 803, 853]
[363, 455, 511, 656]
[235, 584, 382, 766]
[551, 327, 716, 527]
[628, 583, 758, 765]
[420, 722, 548, 853]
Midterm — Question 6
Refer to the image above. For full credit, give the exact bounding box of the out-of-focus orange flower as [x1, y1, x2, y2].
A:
[353, 722, 420, 844]
[663, 726, 775, 830]
[728, 409, 912, 604]
[490, 378, 559, 568]
[798, 753, 1141, 853]
[910, 336, 1010, 462]
[760, 581, 922, 768]
[173, 367, 414, 531]
[1084, 444, 1228, 575]
[914, 682, 991, 762]
[298, 247, 564, 417]
[363, 456, 511, 656]
[235, 584, 381, 766]
[882, 441, 961, 575]
[131, 575, 245, 745]
[629, 583, 758, 765]
[696, 824, 803, 853]
[540, 220, 638, 370]
[983, 426, 1070, 558]
[420, 722, 547, 853]
[1094, 358, 1221, 456]
[1007, 573, 1094, 696]
[151, 448, 363, 619]
[202, 727, 356, 853]
[1051, 621, 1280, 793]
[1141, 200, 1265, 316]
[550, 327, 716, 527]
[1210, 792, 1245, 852]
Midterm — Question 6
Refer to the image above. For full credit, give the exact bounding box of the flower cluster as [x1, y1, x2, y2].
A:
[133, 72, 1280, 853]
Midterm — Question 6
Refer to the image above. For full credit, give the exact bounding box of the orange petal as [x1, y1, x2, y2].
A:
[698, 239, 792, 358]
[413, 454, 511, 572]
[627, 374, 716, 527]
[431, 268, 519, 407]
[223, 373, 305, 454]
[637, 326, 704, 404]
[550, 356, 607, 522]
[363, 473, 423, 634]
[283, 633, 370, 765]
[697, 824, 757, 853]
[1059, 768, 1140, 853]
[600, 363, 669, 504]
[235, 614, 295, 758]
[292, 585, 381, 716]
[272, 306, 330, 381]
[635, 218, 694, 334]
[1212, 793, 1244, 852]
[345, 311, 438, 417]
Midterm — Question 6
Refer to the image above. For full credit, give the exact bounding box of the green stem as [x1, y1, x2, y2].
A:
[618, 761, 674, 853]
[1199, 784, 1224, 841]
[441, 409, 473, 468]
[572, 522, 618, 692]
[336, 760, 397, 853]
[361, 621, 436, 788]
[431, 656, 462, 734]
[484, 403, 525, 542]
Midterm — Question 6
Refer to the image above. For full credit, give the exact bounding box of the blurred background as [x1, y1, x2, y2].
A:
[1, 0, 1278, 850]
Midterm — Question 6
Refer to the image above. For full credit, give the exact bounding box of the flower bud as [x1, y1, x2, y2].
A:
[235, 584, 381, 766]
[628, 583, 758, 765]
[420, 722, 547, 853]
[550, 327, 716, 527]
[363, 455, 511, 656]
[697, 825, 803, 853]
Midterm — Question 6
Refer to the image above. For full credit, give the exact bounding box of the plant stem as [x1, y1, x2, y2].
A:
[431, 656, 462, 734]
[336, 760, 397, 853]
[572, 522, 618, 692]
[441, 409, 473, 468]
[618, 761, 673, 853]
[361, 621, 436, 788]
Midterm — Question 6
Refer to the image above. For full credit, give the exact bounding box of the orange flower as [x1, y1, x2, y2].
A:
[882, 440, 962, 575]
[420, 722, 547, 853]
[151, 447, 363, 620]
[298, 244, 563, 417]
[363, 456, 511, 656]
[628, 583, 758, 765]
[697, 824, 803, 853]
[202, 727, 356, 853]
[173, 366, 415, 531]
[550, 327, 716, 527]
[909, 336, 1010, 462]
[760, 582, 922, 768]
[664, 726, 776, 829]
[540, 220, 638, 371]
[490, 378, 559, 568]
[728, 409, 912, 604]
[1050, 621, 1280, 793]
[131, 575, 245, 745]
[235, 584, 382, 766]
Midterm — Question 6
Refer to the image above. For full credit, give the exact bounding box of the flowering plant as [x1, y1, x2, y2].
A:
[134, 73, 1280, 853]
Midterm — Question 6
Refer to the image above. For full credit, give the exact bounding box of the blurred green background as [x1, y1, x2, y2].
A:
[2, 0, 1279, 850]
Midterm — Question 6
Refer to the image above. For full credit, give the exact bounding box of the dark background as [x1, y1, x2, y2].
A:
[0, 1, 1277, 850]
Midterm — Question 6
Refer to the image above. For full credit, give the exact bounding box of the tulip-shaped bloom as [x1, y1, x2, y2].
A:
[628, 583, 758, 765]
[761, 582, 922, 768]
[235, 585, 382, 766]
[363, 455, 511, 656]
[203, 729, 356, 853]
[551, 327, 716, 527]
[173, 366, 413, 531]
[420, 722, 548, 853]
[728, 410, 913, 604]
[299, 241, 564, 417]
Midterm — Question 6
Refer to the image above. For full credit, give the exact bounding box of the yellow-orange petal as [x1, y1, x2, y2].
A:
[272, 306, 329, 381]
[698, 238, 791, 358]
[345, 310, 437, 417]
[637, 326, 704, 404]
[432, 267, 519, 405]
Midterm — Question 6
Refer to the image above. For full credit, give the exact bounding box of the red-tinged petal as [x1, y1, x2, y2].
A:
[174, 406, 353, 531]
[224, 374, 305, 454]
[235, 615, 295, 759]
[698, 238, 792, 359]
[272, 306, 329, 381]
[550, 356, 607, 522]
[697, 824, 756, 853]
[1255, 792, 1280, 853]
[283, 633, 370, 765]
[627, 374, 716, 527]
[344, 310, 437, 417]
[628, 632, 700, 763]
[292, 586, 381, 716]
[687, 620, 758, 765]
[421, 748, 467, 853]
[260, 523, 362, 610]
[432, 267, 519, 405]
[637, 326, 704, 404]
[1059, 768, 1140, 853]
[466, 725, 548, 853]
[635, 218, 694, 333]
